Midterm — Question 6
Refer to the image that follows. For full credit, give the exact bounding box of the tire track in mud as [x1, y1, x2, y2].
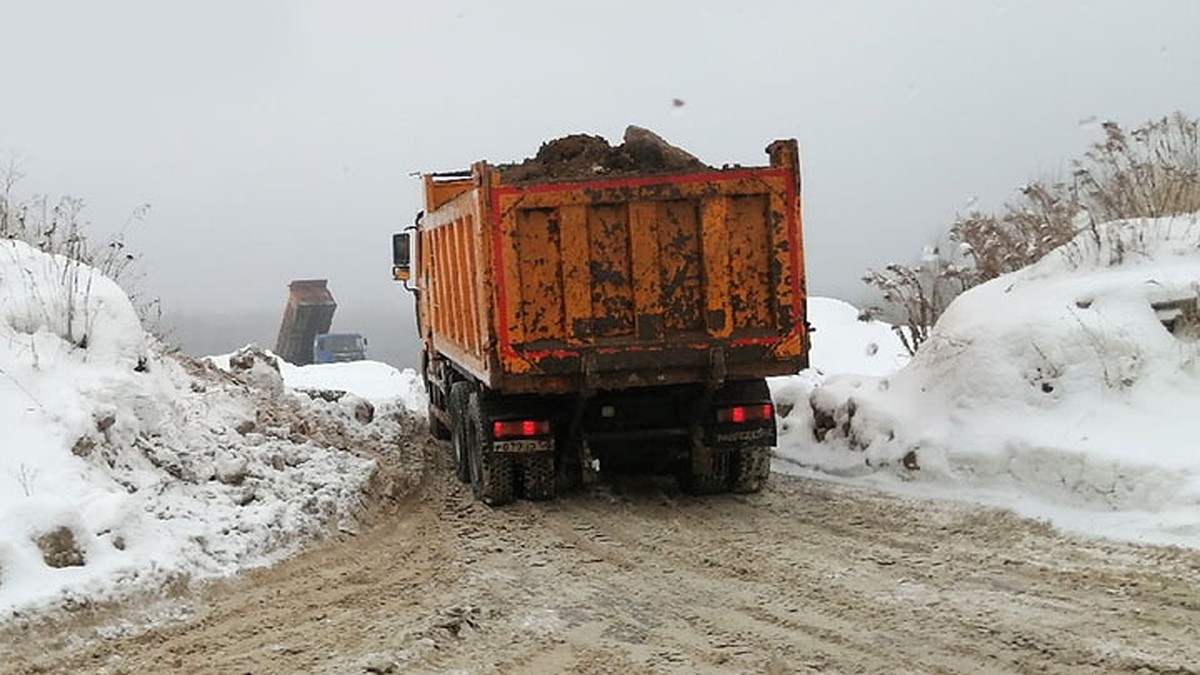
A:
[519, 489, 948, 673]
[3, 446, 1200, 675]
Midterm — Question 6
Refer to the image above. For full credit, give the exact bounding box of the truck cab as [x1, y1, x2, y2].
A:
[313, 332, 368, 364]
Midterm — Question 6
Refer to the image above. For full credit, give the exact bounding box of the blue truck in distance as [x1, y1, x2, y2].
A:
[313, 332, 368, 363]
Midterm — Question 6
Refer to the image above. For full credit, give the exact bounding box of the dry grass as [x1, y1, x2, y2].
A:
[864, 112, 1200, 354]
[1, 165, 158, 339]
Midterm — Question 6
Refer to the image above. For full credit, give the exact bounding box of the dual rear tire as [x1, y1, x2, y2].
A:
[449, 382, 556, 506]
[676, 445, 772, 495]
[677, 378, 774, 495]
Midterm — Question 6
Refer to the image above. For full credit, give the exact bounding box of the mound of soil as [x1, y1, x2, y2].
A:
[499, 125, 711, 183]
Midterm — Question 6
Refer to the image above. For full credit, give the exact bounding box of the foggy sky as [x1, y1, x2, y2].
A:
[2, 1, 1197, 366]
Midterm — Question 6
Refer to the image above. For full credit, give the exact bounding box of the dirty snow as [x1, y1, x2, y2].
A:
[0, 240, 404, 619]
[206, 351, 428, 412]
[280, 361, 426, 410]
[773, 214, 1200, 549]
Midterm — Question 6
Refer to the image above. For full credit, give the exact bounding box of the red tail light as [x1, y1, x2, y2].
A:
[492, 419, 551, 439]
[717, 404, 773, 424]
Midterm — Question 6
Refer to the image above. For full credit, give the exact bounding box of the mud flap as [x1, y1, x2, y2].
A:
[679, 443, 733, 495]
[555, 392, 592, 492]
[428, 403, 452, 441]
[449, 382, 472, 483]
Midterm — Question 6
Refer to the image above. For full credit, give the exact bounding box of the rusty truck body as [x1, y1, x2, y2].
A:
[393, 139, 808, 505]
[275, 279, 337, 366]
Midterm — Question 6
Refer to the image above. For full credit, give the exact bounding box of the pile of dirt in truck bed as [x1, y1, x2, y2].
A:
[499, 125, 713, 183]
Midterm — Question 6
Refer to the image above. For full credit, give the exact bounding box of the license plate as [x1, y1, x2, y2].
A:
[714, 427, 773, 445]
[492, 439, 552, 454]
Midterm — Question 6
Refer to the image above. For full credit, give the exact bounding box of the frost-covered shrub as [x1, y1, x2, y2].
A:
[865, 112, 1200, 354]
[1, 168, 155, 337]
[0, 239, 148, 366]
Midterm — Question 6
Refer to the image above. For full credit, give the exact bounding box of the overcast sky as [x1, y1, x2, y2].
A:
[2, 0, 1198, 356]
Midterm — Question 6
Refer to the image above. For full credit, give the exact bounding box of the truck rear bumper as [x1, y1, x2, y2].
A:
[583, 428, 690, 444]
[489, 344, 805, 395]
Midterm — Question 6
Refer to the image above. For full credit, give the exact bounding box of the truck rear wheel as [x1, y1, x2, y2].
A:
[466, 391, 515, 506]
[449, 382, 472, 483]
[731, 446, 771, 493]
[519, 453, 556, 501]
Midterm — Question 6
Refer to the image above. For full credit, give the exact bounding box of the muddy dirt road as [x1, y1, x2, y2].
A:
[4, 439, 1200, 675]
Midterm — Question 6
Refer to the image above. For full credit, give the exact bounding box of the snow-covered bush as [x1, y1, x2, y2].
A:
[785, 213, 1200, 547]
[860, 241, 973, 355]
[0, 238, 147, 365]
[865, 113, 1200, 354]
[1, 169, 155, 335]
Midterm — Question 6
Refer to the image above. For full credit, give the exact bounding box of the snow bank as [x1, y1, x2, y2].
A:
[0, 240, 385, 619]
[207, 353, 427, 412]
[775, 215, 1200, 548]
[280, 360, 426, 412]
[800, 297, 911, 377]
[767, 296, 909, 435]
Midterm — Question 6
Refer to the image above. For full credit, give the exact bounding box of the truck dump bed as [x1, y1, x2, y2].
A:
[418, 139, 808, 394]
[275, 279, 337, 366]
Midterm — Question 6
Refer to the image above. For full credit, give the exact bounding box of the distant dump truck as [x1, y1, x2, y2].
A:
[275, 279, 337, 366]
[393, 129, 808, 505]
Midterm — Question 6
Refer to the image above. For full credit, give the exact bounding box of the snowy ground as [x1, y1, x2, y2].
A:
[773, 214, 1200, 549]
[3, 213, 1197, 628]
[0, 239, 424, 620]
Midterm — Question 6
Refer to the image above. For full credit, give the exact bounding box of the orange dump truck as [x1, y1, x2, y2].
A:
[393, 134, 808, 505]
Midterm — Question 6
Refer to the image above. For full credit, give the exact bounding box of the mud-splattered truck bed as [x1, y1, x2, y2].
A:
[394, 130, 809, 504]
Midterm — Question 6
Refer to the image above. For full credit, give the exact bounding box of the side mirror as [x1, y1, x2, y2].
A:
[392, 232, 411, 281]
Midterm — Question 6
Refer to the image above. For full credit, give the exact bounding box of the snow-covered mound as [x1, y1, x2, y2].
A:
[774, 214, 1200, 548]
[803, 297, 910, 376]
[207, 351, 428, 412]
[768, 296, 909, 421]
[280, 360, 426, 409]
[0, 240, 394, 619]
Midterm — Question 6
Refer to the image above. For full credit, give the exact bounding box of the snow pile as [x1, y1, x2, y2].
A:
[0, 240, 389, 619]
[774, 215, 1200, 548]
[799, 297, 909, 377]
[768, 297, 909, 417]
[281, 360, 426, 410]
[206, 352, 428, 412]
